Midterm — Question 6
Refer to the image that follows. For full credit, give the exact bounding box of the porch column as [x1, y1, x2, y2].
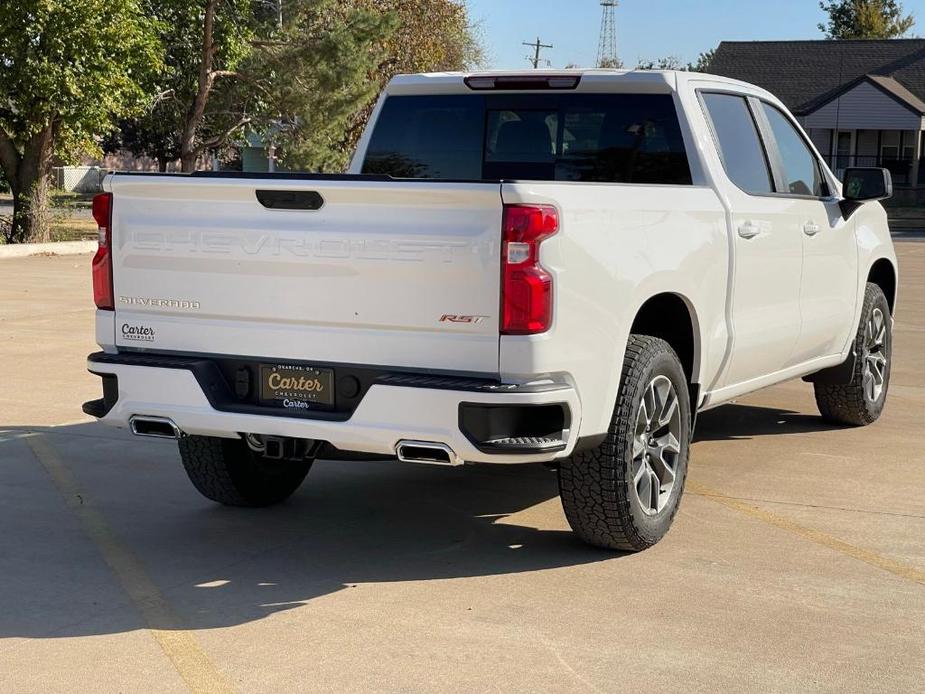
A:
[911, 129, 923, 187]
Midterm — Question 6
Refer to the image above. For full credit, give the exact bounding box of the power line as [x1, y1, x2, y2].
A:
[523, 37, 553, 69]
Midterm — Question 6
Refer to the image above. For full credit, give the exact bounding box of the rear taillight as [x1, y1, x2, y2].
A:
[501, 204, 558, 335]
[91, 193, 114, 310]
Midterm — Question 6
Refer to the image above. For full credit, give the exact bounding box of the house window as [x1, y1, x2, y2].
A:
[902, 131, 915, 160]
[881, 131, 900, 161]
[836, 131, 852, 168]
[836, 132, 851, 154]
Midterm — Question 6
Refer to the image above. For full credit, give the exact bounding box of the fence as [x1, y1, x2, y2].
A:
[824, 155, 914, 185]
[51, 166, 106, 194]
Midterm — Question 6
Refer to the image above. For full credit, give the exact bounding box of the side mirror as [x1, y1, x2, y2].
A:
[840, 167, 892, 219]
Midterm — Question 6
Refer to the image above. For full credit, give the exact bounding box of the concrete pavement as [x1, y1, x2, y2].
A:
[0, 247, 923, 693]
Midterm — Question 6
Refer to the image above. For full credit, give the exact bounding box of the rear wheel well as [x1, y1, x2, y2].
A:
[868, 259, 896, 314]
[630, 294, 696, 384]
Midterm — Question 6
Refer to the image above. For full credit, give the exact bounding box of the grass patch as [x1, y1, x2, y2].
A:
[1, 190, 98, 244]
[0, 216, 96, 244]
[0, 190, 95, 209]
[51, 216, 98, 242]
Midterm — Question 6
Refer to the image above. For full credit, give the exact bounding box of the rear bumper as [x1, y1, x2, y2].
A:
[86, 352, 581, 464]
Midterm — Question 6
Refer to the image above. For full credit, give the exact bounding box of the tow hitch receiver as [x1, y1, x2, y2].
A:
[246, 434, 321, 461]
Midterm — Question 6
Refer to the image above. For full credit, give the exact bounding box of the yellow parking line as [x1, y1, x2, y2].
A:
[687, 481, 925, 586]
[26, 435, 236, 694]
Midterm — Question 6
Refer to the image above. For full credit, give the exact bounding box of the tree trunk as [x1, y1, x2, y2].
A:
[5, 123, 56, 244]
[158, 157, 168, 173]
[9, 176, 52, 244]
[180, 0, 218, 173]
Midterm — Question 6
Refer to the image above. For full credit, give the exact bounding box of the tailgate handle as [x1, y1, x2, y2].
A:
[256, 190, 324, 210]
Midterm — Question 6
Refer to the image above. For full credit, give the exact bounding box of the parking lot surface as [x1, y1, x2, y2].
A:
[1, 244, 923, 693]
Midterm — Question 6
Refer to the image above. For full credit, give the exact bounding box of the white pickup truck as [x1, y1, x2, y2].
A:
[83, 70, 898, 551]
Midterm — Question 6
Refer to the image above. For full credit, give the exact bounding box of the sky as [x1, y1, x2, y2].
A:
[466, 0, 925, 70]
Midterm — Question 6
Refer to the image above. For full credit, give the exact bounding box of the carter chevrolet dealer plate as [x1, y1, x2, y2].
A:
[258, 364, 335, 410]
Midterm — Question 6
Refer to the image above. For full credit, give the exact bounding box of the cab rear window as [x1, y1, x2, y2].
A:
[362, 93, 692, 185]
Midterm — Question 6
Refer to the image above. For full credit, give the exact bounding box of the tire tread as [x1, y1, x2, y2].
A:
[178, 435, 311, 507]
[558, 335, 689, 551]
[814, 283, 890, 426]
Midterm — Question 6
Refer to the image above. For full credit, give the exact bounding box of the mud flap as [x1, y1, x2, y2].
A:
[802, 345, 857, 385]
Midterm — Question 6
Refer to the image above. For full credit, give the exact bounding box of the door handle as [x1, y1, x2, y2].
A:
[803, 222, 820, 236]
[737, 221, 761, 239]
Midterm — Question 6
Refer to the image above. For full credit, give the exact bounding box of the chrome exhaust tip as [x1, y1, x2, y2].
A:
[396, 440, 462, 466]
[129, 416, 182, 440]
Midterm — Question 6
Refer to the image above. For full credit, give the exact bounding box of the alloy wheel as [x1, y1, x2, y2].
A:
[632, 375, 682, 515]
[863, 307, 888, 403]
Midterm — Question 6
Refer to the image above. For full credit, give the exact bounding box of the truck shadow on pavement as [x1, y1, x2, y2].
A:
[693, 403, 844, 442]
[1, 401, 838, 639]
[0, 422, 612, 640]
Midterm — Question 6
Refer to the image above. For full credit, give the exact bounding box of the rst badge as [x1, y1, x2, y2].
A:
[439, 314, 489, 325]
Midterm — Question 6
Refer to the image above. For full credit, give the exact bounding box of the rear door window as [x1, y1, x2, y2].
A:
[363, 93, 692, 185]
[701, 93, 773, 194]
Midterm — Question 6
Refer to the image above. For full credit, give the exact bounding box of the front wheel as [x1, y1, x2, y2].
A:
[558, 335, 691, 552]
[178, 435, 312, 507]
[814, 282, 892, 426]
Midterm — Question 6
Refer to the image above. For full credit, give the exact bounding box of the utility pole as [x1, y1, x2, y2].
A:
[523, 37, 553, 69]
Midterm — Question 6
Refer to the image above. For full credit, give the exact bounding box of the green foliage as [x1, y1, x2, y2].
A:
[0, 0, 160, 241]
[691, 49, 716, 73]
[249, 0, 398, 172]
[597, 57, 624, 69]
[636, 48, 716, 73]
[0, 0, 161, 159]
[107, 0, 256, 168]
[819, 0, 915, 39]
[267, 0, 483, 171]
[104, 0, 481, 173]
[339, 0, 484, 164]
[366, 0, 484, 76]
[636, 56, 686, 70]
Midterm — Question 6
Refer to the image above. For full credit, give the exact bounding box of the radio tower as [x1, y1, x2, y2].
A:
[596, 1, 620, 68]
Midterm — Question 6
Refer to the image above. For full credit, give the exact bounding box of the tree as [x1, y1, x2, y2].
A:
[134, 0, 257, 173]
[597, 57, 624, 69]
[691, 48, 716, 73]
[819, 0, 915, 39]
[636, 56, 686, 70]
[273, 0, 484, 171]
[243, 0, 400, 172]
[636, 49, 716, 73]
[0, 1, 160, 242]
[110, 0, 481, 175]
[106, 0, 267, 173]
[178, 0, 258, 171]
[104, 111, 183, 173]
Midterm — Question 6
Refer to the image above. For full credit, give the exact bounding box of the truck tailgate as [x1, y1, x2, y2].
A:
[108, 175, 503, 373]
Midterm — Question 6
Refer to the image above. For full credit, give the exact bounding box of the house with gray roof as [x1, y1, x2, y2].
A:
[709, 39, 925, 202]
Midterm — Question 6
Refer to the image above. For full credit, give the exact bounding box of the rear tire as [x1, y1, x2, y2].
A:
[178, 435, 312, 507]
[558, 335, 691, 551]
[814, 283, 892, 426]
